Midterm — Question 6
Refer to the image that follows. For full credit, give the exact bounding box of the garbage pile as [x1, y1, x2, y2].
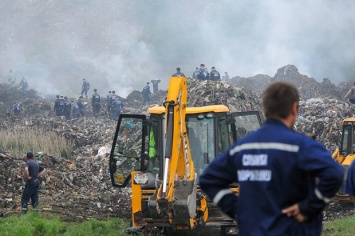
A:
[0, 65, 354, 222]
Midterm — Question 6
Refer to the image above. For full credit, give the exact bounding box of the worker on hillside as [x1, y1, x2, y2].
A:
[209, 66, 221, 81]
[77, 96, 85, 118]
[19, 77, 28, 91]
[71, 99, 80, 120]
[58, 95, 65, 116]
[222, 72, 230, 80]
[142, 82, 151, 105]
[106, 91, 112, 115]
[199, 81, 344, 235]
[172, 67, 185, 77]
[91, 89, 101, 118]
[64, 97, 71, 120]
[112, 96, 123, 120]
[192, 67, 199, 79]
[344, 81, 355, 104]
[81, 78, 90, 97]
[21, 151, 46, 213]
[197, 64, 209, 80]
[54, 95, 60, 116]
[13, 103, 21, 115]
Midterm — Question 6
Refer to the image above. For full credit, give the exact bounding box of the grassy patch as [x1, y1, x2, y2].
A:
[323, 215, 355, 236]
[0, 212, 127, 236]
[0, 127, 73, 159]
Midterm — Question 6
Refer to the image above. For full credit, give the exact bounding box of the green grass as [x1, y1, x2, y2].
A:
[0, 212, 128, 236]
[323, 215, 355, 236]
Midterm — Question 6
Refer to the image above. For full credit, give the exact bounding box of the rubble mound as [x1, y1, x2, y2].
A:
[230, 64, 346, 99]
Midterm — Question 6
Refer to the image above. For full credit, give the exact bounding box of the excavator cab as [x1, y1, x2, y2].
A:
[109, 105, 262, 233]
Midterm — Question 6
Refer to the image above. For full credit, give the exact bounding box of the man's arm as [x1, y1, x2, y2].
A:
[38, 165, 45, 177]
[24, 166, 31, 180]
[293, 138, 344, 219]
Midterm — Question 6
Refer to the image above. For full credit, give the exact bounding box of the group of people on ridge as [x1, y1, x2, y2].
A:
[53, 79, 123, 120]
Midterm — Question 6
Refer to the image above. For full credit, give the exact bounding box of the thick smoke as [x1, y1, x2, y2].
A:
[0, 0, 354, 97]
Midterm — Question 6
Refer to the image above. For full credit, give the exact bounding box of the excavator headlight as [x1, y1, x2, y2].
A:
[197, 114, 205, 120]
[206, 113, 214, 118]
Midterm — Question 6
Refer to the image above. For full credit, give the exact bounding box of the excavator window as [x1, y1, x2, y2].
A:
[340, 124, 354, 156]
[109, 114, 147, 187]
[147, 114, 163, 175]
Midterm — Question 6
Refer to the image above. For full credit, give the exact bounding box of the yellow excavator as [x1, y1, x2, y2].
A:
[332, 117, 355, 202]
[109, 75, 262, 235]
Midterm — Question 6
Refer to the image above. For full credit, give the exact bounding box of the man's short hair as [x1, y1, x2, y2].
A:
[262, 81, 299, 119]
[94, 89, 97, 92]
[176, 67, 181, 71]
[27, 152, 34, 158]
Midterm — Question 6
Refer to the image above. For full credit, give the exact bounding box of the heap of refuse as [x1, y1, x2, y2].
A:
[0, 64, 354, 222]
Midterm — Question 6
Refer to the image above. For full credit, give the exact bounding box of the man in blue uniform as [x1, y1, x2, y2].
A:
[172, 67, 185, 77]
[142, 82, 151, 105]
[209, 66, 221, 81]
[64, 96, 71, 120]
[112, 96, 123, 120]
[81, 78, 90, 97]
[54, 95, 60, 116]
[19, 77, 28, 91]
[199, 81, 344, 236]
[197, 64, 209, 80]
[21, 152, 45, 213]
[91, 89, 101, 118]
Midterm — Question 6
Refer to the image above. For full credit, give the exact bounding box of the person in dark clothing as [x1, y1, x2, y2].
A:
[54, 95, 60, 116]
[64, 97, 71, 120]
[13, 103, 21, 115]
[92, 89, 101, 118]
[81, 78, 90, 97]
[151, 79, 161, 94]
[172, 67, 185, 77]
[77, 96, 85, 117]
[199, 81, 344, 236]
[344, 81, 355, 104]
[209, 67, 221, 81]
[58, 96, 65, 116]
[112, 96, 123, 120]
[222, 72, 230, 80]
[21, 152, 45, 213]
[19, 77, 28, 91]
[197, 64, 209, 80]
[192, 67, 199, 79]
[142, 82, 151, 105]
[106, 91, 112, 115]
[71, 99, 80, 119]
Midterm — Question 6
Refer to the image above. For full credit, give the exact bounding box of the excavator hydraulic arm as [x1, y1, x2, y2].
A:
[148, 75, 197, 229]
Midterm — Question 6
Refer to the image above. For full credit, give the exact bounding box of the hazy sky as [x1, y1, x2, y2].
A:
[1, 0, 354, 97]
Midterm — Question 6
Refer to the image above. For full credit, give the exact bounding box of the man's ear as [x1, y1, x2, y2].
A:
[291, 102, 298, 116]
